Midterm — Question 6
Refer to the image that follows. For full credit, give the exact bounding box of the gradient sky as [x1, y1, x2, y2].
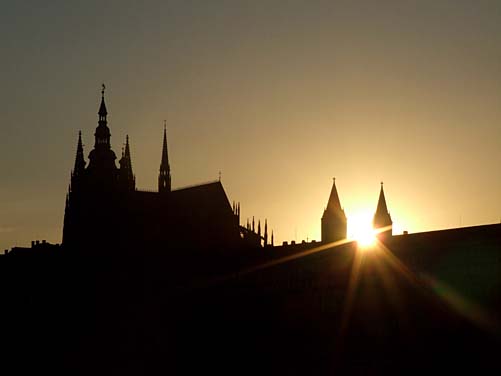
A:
[1, 0, 500, 250]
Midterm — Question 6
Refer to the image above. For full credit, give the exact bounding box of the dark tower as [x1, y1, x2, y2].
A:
[158, 123, 171, 193]
[118, 135, 136, 191]
[321, 178, 347, 243]
[87, 84, 118, 186]
[373, 182, 393, 238]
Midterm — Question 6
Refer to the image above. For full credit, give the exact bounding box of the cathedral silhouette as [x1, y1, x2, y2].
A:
[63, 86, 248, 252]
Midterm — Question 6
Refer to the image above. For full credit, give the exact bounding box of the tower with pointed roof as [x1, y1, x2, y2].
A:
[87, 84, 118, 184]
[373, 182, 393, 238]
[321, 178, 347, 243]
[158, 123, 171, 193]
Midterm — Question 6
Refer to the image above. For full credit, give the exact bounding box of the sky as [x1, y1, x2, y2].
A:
[1, 0, 500, 250]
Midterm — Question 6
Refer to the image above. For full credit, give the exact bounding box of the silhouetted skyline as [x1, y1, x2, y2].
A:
[1, 1, 501, 250]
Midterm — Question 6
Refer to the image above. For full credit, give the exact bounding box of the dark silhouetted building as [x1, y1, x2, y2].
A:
[321, 178, 347, 243]
[62, 87, 243, 252]
[373, 182, 392, 238]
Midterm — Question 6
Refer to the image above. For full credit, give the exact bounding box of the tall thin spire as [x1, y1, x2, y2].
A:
[158, 121, 171, 193]
[98, 83, 107, 119]
[73, 131, 86, 177]
[373, 181, 392, 237]
[94, 83, 111, 150]
[119, 135, 135, 191]
[375, 182, 389, 215]
[264, 219, 268, 246]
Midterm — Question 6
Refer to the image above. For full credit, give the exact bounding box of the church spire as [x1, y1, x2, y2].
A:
[119, 135, 135, 191]
[326, 177, 342, 211]
[375, 182, 389, 215]
[373, 182, 393, 237]
[158, 121, 171, 193]
[321, 177, 347, 243]
[94, 83, 111, 149]
[73, 131, 86, 177]
[264, 219, 268, 246]
[98, 83, 107, 119]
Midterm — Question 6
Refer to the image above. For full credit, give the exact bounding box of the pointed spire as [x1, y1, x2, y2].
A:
[252, 216, 255, 232]
[271, 230, 274, 247]
[73, 131, 86, 176]
[124, 135, 131, 160]
[98, 83, 107, 117]
[258, 220, 261, 237]
[159, 121, 171, 193]
[119, 134, 135, 191]
[326, 177, 342, 211]
[321, 177, 347, 243]
[264, 219, 268, 246]
[376, 181, 389, 215]
[373, 181, 393, 236]
[93, 83, 112, 151]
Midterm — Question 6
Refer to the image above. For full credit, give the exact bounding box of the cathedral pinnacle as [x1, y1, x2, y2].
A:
[373, 182, 392, 237]
[73, 130, 86, 176]
[98, 83, 108, 118]
[158, 122, 171, 193]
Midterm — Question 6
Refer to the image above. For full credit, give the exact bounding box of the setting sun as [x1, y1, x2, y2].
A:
[348, 210, 376, 247]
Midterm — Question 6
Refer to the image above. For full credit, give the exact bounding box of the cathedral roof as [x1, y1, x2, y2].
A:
[135, 181, 232, 216]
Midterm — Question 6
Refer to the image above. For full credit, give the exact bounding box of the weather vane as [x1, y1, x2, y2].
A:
[101, 83, 106, 96]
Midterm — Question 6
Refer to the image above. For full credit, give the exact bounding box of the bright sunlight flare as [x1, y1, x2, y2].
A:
[348, 210, 376, 247]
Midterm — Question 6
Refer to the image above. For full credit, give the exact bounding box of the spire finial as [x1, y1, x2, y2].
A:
[164, 119, 166, 131]
[101, 83, 105, 97]
[219, 171, 221, 181]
